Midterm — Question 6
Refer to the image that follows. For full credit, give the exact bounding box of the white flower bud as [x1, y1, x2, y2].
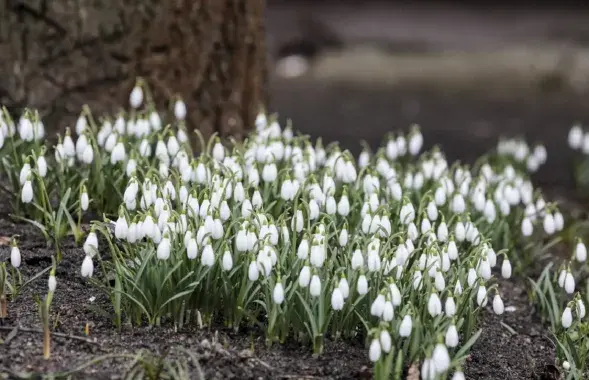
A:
[501, 259, 512, 279]
[369, 339, 381, 362]
[379, 330, 392, 353]
[493, 294, 504, 315]
[248, 261, 259, 281]
[575, 241, 587, 262]
[568, 124, 583, 149]
[48, 274, 57, 292]
[222, 250, 233, 271]
[310, 275, 321, 297]
[428, 292, 442, 317]
[10, 246, 21, 268]
[115, 216, 129, 240]
[331, 287, 344, 310]
[446, 324, 459, 347]
[399, 315, 412, 337]
[83, 232, 98, 256]
[129, 85, 143, 108]
[576, 299, 586, 319]
[157, 236, 171, 260]
[273, 282, 285, 305]
[432, 343, 450, 374]
[187, 238, 198, 259]
[174, 99, 187, 120]
[21, 180, 33, 203]
[357, 274, 368, 295]
[476, 285, 488, 307]
[298, 265, 311, 288]
[81, 255, 94, 277]
[445, 296, 456, 317]
[562, 307, 573, 328]
[370, 294, 386, 317]
[564, 272, 575, 294]
[201, 244, 215, 267]
[521, 217, 533, 237]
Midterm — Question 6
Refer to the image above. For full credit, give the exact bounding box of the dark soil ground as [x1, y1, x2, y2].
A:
[1, 84, 587, 379]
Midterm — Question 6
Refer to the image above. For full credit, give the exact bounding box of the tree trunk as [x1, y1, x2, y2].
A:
[0, 0, 267, 140]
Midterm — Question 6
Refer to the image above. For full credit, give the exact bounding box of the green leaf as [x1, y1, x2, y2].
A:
[296, 291, 318, 337]
[453, 329, 482, 362]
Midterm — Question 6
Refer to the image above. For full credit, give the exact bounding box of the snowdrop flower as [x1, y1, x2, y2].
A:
[369, 339, 381, 362]
[382, 300, 394, 321]
[432, 343, 450, 374]
[262, 161, 278, 182]
[111, 140, 126, 164]
[501, 258, 512, 279]
[400, 200, 415, 224]
[576, 299, 586, 319]
[212, 141, 225, 162]
[493, 294, 504, 315]
[298, 265, 311, 287]
[310, 274, 321, 297]
[454, 222, 466, 242]
[564, 271, 575, 294]
[19, 162, 31, 185]
[379, 330, 392, 353]
[129, 84, 143, 108]
[21, 179, 33, 203]
[575, 240, 587, 262]
[339, 277, 350, 299]
[187, 238, 198, 259]
[568, 124, 583, 149]
[338, 228, 348, 247]
[476, 285, 488, 307]
[174, 99, 187, 120]
[408, 126, 423, 155]
[115, 213, 129, 240]
[553, 211, 564, 231]
[428, 292, 442, 317]
[445, 296, 456, 317]
[357, 274, 368, 295]
[273, 282, 285, 305]
[248, 261, 259, 281]
[399, 314, 412, 337]
[36, 155, 47, 178]
[201, 243, 215, 267]
[521, 217, 533, 237]
[81, 255, 94, 278]
[157, 234, 171, 260]
[370, 294, 386, 317]
[252, 191, 263, 209]
[562, 307, 573, 328]
[297, 239, 309, 260]
[48, 273, 57, 292]
[331, 287, 344, 310]
[478, 259, 492, 280]
[426, 201, 438, 221]
[543, 213, 555, 235]
[222, 250, 233, 271]
[10, 244, 21, 268]
[421, 358, 436, 380]
[446, 325, 459, 347]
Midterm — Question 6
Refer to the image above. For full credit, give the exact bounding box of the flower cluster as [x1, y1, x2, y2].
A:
[532, 238, 589, 379]
[0, 81, 562, 379]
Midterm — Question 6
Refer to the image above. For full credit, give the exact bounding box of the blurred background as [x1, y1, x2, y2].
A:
[265, 0, 589, 190]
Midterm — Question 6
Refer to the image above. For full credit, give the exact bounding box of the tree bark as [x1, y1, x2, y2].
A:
[0, 0, 267, 140]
